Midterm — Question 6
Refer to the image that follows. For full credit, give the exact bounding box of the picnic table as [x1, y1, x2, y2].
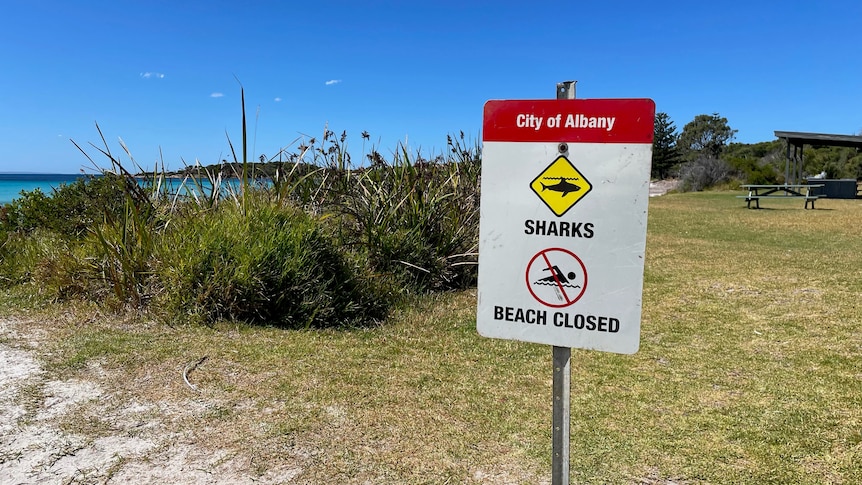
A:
[738, 184, 824, 209]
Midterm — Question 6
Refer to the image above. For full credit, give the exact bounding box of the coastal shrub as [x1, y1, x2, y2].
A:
[678, 157, 734, 192]
[154, 198, 388, 328]
[1, 188, 53, 233]
[242, 128, 480, 294]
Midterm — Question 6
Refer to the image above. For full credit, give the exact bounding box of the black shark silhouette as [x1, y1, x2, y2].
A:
[541, 177, 580, 196]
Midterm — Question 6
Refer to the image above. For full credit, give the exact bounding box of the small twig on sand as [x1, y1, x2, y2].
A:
[183, 355, 209, 392]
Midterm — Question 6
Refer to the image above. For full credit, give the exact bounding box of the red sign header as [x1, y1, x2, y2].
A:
[483, 98, 655, 144]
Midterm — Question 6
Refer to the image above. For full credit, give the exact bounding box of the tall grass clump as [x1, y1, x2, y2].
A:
[154, 195, 388, 328]
[85, 192, 157, 307]
[298, 130, 481, 293]
[0, 229, 68, 289]
[61, 131, 165, 307]
[0, 167, 152, 303]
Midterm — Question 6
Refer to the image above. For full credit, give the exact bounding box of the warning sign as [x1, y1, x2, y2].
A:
[477, 98, 655, 354]
[525, 248, 588, 307]
[529, 156, 592, 217]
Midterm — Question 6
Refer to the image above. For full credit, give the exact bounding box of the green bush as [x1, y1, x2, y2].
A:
[154, 198, 388, 328]
[1, 188, 54, 233]
[30, 237, 101, 302]
[727, 157, 779, 185]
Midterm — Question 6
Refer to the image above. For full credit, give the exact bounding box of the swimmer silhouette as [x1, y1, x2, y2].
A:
[539, 265, 577, 284]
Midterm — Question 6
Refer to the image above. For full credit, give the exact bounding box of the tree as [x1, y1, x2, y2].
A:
[651, 112, 681, 179]
[678, 113, 737, 161]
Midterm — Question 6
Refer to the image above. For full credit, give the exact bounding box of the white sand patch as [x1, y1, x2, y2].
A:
[0, 344, 42, 390]
[40, 378, 102, 419]
[0, 345, 43, 438]
[0, 342, 157, 484]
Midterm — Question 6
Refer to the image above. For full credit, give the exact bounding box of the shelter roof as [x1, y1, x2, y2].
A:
[774, 131, 862, 149]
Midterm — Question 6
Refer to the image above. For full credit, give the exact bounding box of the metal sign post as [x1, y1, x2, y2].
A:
[552, 81, 575, 485]
[552, 345, 571, 484]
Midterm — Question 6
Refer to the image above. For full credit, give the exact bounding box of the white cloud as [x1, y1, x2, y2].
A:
[325, 79, 342, 86]
[140, 72, 165, 79]
[274, 97, 282, 102]
[210, 92, 224, 98]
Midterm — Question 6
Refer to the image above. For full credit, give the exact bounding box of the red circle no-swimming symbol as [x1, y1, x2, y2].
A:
[525, 248, 588, 308]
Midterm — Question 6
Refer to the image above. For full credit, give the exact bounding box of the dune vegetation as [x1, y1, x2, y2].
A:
[0, 89, 481, 328]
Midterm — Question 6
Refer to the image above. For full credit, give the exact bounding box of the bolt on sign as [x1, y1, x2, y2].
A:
[476, 99, 655, 354]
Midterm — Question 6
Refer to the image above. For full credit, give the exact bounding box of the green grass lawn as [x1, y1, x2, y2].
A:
[4, 191, 861, 484]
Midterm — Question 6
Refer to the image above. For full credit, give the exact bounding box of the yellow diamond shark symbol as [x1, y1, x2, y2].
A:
[530, 155, 592, 217]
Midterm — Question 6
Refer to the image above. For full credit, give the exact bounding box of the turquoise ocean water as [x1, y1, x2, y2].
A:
[0, 173, 90, 205]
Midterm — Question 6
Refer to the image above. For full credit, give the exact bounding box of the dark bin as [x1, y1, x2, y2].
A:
[805, 178, 859, 199]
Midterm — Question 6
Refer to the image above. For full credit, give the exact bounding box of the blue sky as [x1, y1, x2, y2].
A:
[1, 0, 859, 173]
